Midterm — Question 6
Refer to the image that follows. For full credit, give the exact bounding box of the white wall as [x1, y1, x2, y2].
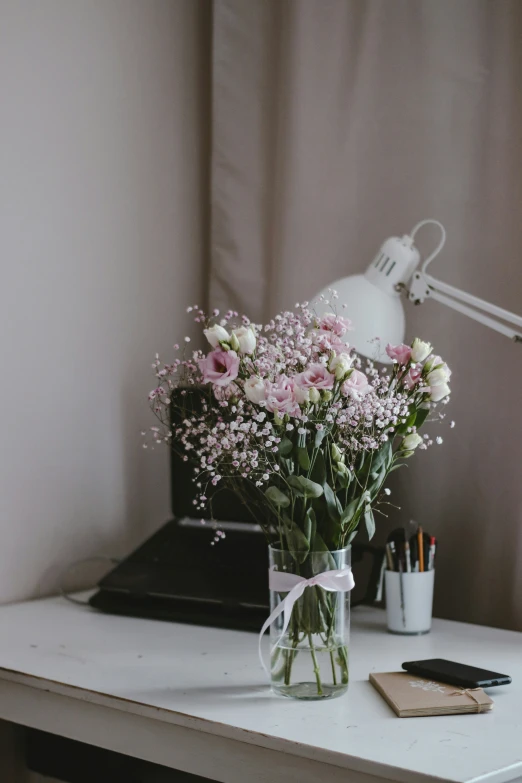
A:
[0, 0, 207, 603]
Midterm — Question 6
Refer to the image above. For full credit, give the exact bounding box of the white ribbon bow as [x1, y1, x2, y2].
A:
[258, 567, 355, 676]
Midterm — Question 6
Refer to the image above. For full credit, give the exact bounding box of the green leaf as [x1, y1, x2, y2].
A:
[335, 471, 349, 491]
[310, 495, 327, 539]
[297, 446, 311, 471]
[414, 407, 430, 429]
[303, 507, 316, 545]
[341, 498, 360, 527]
[278, 437, 293, 456]
[366, 463, 388, 501]
[264, 486, 290, 508]
[310, 449, 326, 487]
[335, 463, 352, 490]
[324, 483, 341, 524]
[287, 476, 304, 496]
[283, 516, 310, 563]
[321, 484, 343, 550]
[369, 439, 392, 474]
[356, 450, 369, 473]
[364, 506, 376, 540]
[311, 532, 336, 573]
[397, 408, 417, 435]
[314, 428, 327, 448]
[347, 530, 358, 544]
[287, 475, 324, 499]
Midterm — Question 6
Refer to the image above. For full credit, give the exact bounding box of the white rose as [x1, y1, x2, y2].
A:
[329, 352, 353, 380]
[244, 376, 266, 404]
[426, 355, 451, 385]
[204, 324, 229, 348]
[427, 367, 451, 387]
[294, 384, 310, 404]
[231, 326, 256, 355]
[430, 382, 450, 402]
[411, 338, 432, 363]
[402, 433, 423, 451]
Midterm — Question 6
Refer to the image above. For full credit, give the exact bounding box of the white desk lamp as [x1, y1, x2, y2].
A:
[314, 219, 522, 362]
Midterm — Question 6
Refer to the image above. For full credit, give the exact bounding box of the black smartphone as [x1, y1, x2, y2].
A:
[402, 658, 512, 688]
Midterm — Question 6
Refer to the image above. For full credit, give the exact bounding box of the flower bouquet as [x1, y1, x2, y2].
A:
[147, 297, 451, 700]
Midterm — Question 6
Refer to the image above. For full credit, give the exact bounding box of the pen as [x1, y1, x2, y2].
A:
[428, 536, 437, 570]
[418, 526, 424, 572]
[404, 540, 412, 573]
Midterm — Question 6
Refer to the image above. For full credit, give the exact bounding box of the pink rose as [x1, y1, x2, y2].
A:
[295, 363, 335, 390]
[341, 369, 370, 399]
[386, 343, 412, 365]
[318, 313, 352, 337]
[198, 349, 240, 387]
[265, 376, 300, 416]
[404, 367, 422, 390]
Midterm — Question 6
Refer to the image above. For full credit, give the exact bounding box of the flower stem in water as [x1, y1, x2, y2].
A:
[308, 633, 323, 696]
[330, 651, 338, 685]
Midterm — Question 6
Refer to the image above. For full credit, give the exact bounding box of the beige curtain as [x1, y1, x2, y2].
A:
[208, 0, 522, 631]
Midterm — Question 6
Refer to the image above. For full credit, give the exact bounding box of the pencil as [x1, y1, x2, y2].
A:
[418, 526, 424, 572]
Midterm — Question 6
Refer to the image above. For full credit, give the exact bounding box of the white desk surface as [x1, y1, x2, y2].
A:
[0, 595, 520, 783]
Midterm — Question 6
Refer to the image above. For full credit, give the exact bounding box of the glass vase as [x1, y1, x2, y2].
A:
[268, 544, 350, 700]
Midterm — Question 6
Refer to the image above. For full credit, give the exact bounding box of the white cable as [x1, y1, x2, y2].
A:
[409, 219, 447, 273]
[60, 556, 121, 606]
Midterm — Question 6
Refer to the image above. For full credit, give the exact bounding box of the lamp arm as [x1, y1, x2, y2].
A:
[425, 273, 522, 328]
[408, 270, 522, 342]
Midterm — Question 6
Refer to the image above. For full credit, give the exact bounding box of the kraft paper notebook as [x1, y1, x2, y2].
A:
[370, 672, 494, 717]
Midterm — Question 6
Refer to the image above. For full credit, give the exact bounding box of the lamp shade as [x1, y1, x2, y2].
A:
[313, 235, 420, 363]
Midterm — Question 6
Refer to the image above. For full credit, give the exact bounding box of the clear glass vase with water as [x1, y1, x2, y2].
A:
[268, 544, 350, 700]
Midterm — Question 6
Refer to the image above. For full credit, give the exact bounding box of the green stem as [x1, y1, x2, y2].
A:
[337, 644, 349, 684]
[316, 587, 335, 647]
[308, 633, 323, 696]
[284, 615, 300, 686]
[330, 651, 338, 685]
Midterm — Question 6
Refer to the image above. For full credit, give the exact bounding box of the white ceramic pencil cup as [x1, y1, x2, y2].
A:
[385, 570, 435, 635]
